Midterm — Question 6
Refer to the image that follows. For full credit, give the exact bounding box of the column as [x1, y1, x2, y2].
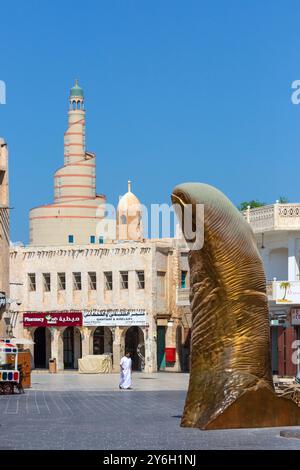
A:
[144, 326, 155, 373]
[23, 328, 35, 369]
[50, 327, 64, 371]
[81, 327, 92, 357]
[144, 317, 157, 373]
[112, 326, 122, 373]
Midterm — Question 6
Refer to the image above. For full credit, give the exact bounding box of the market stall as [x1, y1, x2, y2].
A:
[0, 339, 21, 394]
[78, 354, 112, 374]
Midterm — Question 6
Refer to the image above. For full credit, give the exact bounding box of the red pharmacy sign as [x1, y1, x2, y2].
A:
[23, 312, 82, 327]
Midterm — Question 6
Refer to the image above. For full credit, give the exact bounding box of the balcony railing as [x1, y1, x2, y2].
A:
[243, 203, 300, 233]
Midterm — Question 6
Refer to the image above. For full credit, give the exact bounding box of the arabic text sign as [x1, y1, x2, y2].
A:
[23, 312, 82, 327]
[83, 309, 148, 327]
[275, 281, 300, 305]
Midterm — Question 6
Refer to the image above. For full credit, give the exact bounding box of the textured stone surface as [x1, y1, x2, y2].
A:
[0, 372, 300, 449]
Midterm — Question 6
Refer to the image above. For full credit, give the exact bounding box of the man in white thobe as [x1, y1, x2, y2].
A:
[119, 352, 132, 390]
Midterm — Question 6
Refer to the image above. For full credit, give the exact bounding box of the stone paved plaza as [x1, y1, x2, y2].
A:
[1, 372, 300, 450]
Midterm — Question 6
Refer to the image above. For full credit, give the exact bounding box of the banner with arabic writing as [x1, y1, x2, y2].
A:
[83, 309, 148, 327]
[23, 312, 82, 327]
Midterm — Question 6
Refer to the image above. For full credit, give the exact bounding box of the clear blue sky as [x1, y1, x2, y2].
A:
[1, 0, 300, 243]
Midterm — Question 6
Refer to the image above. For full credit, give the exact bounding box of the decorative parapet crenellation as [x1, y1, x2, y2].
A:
[243, 203, 300, 233]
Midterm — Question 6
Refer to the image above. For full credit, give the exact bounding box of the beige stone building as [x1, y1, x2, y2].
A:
[0, 138, 9, 336]
[7, 82, 191, 372]
[9, 239, 191, 373]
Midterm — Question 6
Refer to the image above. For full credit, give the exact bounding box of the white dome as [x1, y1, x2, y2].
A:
[117, 180, 141, 213]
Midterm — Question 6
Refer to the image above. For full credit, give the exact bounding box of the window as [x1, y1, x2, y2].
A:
[90, 235, 95, 244]
[136, 271, 145, 289]
[28, 273, 36, 292]
[120, 215, 127, 225]
[104, 272, 113, 291]
[42, 273, 51, 292]
[120, 271, 129, 289]
[73, 272, 82, 290]
[57, 272, 66, 291]
[88, 272, 97, 290]
[181, 270, 188, 288]
[99, 236, 104, 244]
[68, 234, 74, 243]
[157, 271, 166, 297]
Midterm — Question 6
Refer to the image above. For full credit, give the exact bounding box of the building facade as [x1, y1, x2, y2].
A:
[9, 240, 191, 372]
[6, 81, 192, 373]
[244, 203, 300, 377]
[0, 138, 9, 336]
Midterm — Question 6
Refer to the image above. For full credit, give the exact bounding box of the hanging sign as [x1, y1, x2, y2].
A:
[83, 309, 148, 327]
[275, 281, 300, 304]
[23, 312, 82, 327]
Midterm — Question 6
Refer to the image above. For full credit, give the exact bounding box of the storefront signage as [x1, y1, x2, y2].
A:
[23, 312, 82, 327]
[83, 309, 148, 327]
[291, 308, 300, 325]
[275, 281, 300, 305]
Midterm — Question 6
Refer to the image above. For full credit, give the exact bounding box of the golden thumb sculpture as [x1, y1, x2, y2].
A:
[172, 182, 300, 429]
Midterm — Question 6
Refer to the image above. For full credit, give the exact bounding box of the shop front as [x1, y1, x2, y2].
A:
[23, 309, 153, 372]
[23, 312, 83, 370]
[82, 309, 149, 372]
[270, 307, 300, 377]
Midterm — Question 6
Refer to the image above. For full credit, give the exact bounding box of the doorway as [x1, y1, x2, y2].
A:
[157, 326, 166, 370]
[34, 327, 46, 368]
[125, 326, 144, 371]
[63, 327, 74, 368]
[93, 327, 112, 355]
[63, 327, 82, 369]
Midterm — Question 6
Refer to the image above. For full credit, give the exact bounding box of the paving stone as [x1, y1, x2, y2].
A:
[0, 372, 300, 449]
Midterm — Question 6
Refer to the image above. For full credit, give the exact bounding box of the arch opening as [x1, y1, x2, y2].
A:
[93, 326, 113, 355]
[125, 326, 144, 371]
[34, 327, 51, 368]
[63, 326, 82, 369]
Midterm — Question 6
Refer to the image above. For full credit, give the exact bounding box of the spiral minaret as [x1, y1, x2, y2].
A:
[29, 81, 106, 246]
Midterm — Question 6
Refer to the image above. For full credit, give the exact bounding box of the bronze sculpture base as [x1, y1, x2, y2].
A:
[172, 182, 300, 431]
[181, 384, 300, 430]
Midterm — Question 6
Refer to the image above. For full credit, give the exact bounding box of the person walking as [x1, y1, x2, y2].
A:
[119, 351, 132, 390]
